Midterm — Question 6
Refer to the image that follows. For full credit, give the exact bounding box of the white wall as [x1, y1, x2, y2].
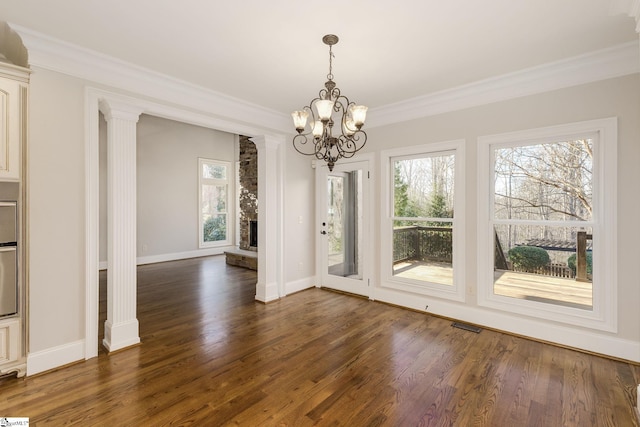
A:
[283, 144, 316, 294]
[98, 114, 236, 262]
[364, 74, 640, 357]
[28, 68, 86, 353]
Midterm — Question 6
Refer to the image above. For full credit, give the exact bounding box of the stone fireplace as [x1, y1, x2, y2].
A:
[238, 136, 258, 251]
[225, 135, 258, 270]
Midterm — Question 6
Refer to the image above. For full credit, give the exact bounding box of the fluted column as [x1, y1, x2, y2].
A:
[252, 135, 284, 302]
[100, 99, 143, 352]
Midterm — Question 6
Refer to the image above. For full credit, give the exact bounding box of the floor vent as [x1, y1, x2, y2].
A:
[452, 322, 482, 333]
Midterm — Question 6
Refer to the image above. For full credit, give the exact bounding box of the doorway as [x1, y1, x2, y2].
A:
[317, 159, 371, 298]
[86, 89, 284, 359]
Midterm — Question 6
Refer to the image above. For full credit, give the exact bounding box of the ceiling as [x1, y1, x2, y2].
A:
[1, 1, 637, 116]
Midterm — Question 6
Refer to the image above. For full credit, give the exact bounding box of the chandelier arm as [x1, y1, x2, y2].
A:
[335, 132, 367, 156]
[330, 88, 342, 106]
[292, 134, 317, 156]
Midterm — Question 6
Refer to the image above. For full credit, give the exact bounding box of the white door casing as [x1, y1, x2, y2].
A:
[316, 156, 373, 299]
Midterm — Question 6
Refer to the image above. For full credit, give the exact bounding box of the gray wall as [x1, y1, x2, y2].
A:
[99, 114, 236, 263]
[365, 74, 640, 342]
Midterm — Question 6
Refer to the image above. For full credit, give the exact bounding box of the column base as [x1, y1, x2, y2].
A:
[255, 280, 279, 303]
[103, 319, 140, 352]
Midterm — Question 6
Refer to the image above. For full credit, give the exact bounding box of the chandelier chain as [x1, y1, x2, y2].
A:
[327, 45, 334, 81]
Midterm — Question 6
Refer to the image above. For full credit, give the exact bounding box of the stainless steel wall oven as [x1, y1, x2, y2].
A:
[0, 201, 18, 317]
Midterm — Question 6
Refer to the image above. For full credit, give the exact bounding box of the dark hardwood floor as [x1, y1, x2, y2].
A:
[2, 255, 639, 426]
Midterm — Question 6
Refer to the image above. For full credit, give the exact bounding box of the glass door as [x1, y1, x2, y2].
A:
[318, 160, 370, 297]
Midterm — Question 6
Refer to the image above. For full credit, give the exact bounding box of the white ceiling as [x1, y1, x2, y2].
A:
[1, 0, 637, 115]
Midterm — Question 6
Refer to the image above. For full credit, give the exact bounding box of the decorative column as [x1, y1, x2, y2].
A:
[251, 135, 284, 302]
[100, 99, 143, 352]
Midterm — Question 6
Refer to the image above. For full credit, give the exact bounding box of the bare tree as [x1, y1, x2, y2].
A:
[494, 138, 593, 250]
[495, 140, 592, 222]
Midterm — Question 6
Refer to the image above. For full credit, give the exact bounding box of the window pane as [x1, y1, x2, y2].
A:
[327, 172, 363, 279]
[203, 214, 227, 242]
[494, 139, 593, 221]
[392, 220, 453, 286]
[203, 163, 227, 180]
[393, 155, 455, 218]
[493, 224, 593, 310]
[202, 184, 227, 214]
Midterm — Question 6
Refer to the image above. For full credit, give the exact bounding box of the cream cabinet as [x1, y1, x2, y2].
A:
[0, 63, 29, 181]
[0, 62, 29, 378]
[0, 319, 21, 373]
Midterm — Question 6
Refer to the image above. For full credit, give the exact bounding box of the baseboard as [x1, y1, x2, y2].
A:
[373, 287, 640, 363]
[255, 280, 279, 303]
[27, 339, 85, 376]
[285, 276, 315, 296]
[98, 247, 233, 270]
[137, 247, 232, 265]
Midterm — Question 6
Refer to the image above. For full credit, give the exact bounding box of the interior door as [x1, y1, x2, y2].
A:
[317, 160, 370, 297]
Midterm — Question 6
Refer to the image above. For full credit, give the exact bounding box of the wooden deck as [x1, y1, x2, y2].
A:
[494, 269, 592, 310]
[394, 260, 454, 286]
[393, 261, 593, 310]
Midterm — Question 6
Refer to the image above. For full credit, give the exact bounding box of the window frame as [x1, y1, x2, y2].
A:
[476, 118, 617, 332]
[380, 140, 466, 301]
[198, 157, 233, 249]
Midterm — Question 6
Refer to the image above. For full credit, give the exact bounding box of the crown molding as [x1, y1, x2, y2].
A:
[367, 40, 639, 128]
[9, 23, 291, 135]
[8, 23, 639, 131]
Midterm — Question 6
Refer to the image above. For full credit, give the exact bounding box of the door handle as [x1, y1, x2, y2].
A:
[320, 230, 327, 235]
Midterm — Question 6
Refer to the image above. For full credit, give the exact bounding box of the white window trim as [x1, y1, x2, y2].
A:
[477, 118, 617, 332]
[380, 140, 466, 302]
[198, 157, 233, 248]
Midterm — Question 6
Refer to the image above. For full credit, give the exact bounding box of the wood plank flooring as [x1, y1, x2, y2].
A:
[1, 255, 639, 426]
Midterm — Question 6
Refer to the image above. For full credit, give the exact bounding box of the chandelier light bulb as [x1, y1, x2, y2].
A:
[315, 100, 334, 122]
[349, 105, 368, 128]
[343, 118, 356, 136]
[291, 110, 309, 132]
[312, 120, 324, 138]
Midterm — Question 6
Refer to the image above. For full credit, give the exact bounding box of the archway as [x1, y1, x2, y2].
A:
[85, 89, 285, 358]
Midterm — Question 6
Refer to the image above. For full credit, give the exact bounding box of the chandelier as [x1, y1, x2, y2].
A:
[291, 34, 368, 171]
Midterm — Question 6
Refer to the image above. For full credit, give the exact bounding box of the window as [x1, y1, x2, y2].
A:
[199, 158, 232, 248]
[381, 140, 465, 301]
[477, 118, 617, 331]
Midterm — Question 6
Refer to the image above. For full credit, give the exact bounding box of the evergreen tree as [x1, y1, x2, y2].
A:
[394, 164, 410, 217]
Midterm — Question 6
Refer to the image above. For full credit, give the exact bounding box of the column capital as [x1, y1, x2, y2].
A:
[250, 134, 285, 152]
[99, 98, 144, 123]
[611, 0, 640, 32]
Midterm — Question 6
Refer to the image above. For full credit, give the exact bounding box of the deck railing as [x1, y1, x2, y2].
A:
[510, 262, 575, 278]
[393, 226, 452, 263]
[394, 226, 581, 280]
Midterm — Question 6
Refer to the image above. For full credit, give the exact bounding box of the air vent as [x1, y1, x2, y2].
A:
[452, 322, 482, 333]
